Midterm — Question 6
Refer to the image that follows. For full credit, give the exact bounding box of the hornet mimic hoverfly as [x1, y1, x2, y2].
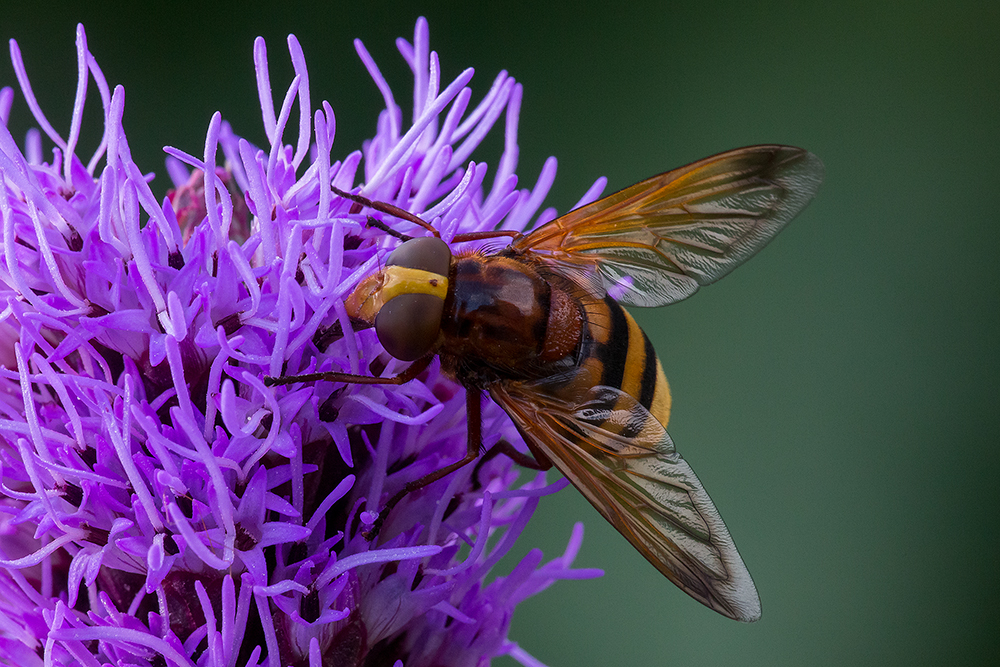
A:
[266, 144, 823, 622]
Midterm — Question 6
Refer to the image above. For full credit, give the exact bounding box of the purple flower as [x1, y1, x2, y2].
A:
[0, 18, 603, 667]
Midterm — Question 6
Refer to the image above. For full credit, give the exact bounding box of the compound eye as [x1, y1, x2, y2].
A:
[374, 293, 443, 361]
[386, 236, 451, 274]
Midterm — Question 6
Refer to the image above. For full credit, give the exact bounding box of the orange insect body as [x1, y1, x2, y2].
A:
[274, 145, 823, 622]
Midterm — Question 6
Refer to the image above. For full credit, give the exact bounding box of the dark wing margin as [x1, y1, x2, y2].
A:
[512, 145, 823, 307]
[491, 381, 762, 622]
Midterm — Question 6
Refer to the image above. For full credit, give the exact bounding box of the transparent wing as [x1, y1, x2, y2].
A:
[490, 380, 761, 622]
[513, 145, 823, 307]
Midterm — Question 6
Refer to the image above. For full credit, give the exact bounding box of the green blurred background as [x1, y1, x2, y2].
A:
[3, 1, 997, 665]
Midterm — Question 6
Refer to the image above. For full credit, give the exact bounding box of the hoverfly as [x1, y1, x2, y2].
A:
[266, 144, 823, 622]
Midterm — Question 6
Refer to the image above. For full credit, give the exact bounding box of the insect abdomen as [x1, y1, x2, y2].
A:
[576, 295, 672, 431]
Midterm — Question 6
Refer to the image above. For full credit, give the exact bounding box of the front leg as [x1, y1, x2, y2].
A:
[263, 354, 434, 388]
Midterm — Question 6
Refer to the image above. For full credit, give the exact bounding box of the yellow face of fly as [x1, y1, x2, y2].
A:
[345, 265, 449, 323]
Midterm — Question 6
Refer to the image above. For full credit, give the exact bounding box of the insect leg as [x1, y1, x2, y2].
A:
[362, 388, 485, 541]
[313, 316, 375, 352]
[472, 438, 553, 490]
[263, 354, 433, 387]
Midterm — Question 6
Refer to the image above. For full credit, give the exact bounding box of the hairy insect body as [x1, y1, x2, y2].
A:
[269, 145, 825, 621]
[441, 255, 553, 377]
[441, 252, 672, 448]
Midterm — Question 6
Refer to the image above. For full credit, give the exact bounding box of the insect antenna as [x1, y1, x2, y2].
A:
[364, 215, 411, 242]
[332, 185, 440, 237]
[334, 184, 526, 246]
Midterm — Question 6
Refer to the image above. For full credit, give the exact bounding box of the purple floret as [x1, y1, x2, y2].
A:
[0, 18, 603, 667]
